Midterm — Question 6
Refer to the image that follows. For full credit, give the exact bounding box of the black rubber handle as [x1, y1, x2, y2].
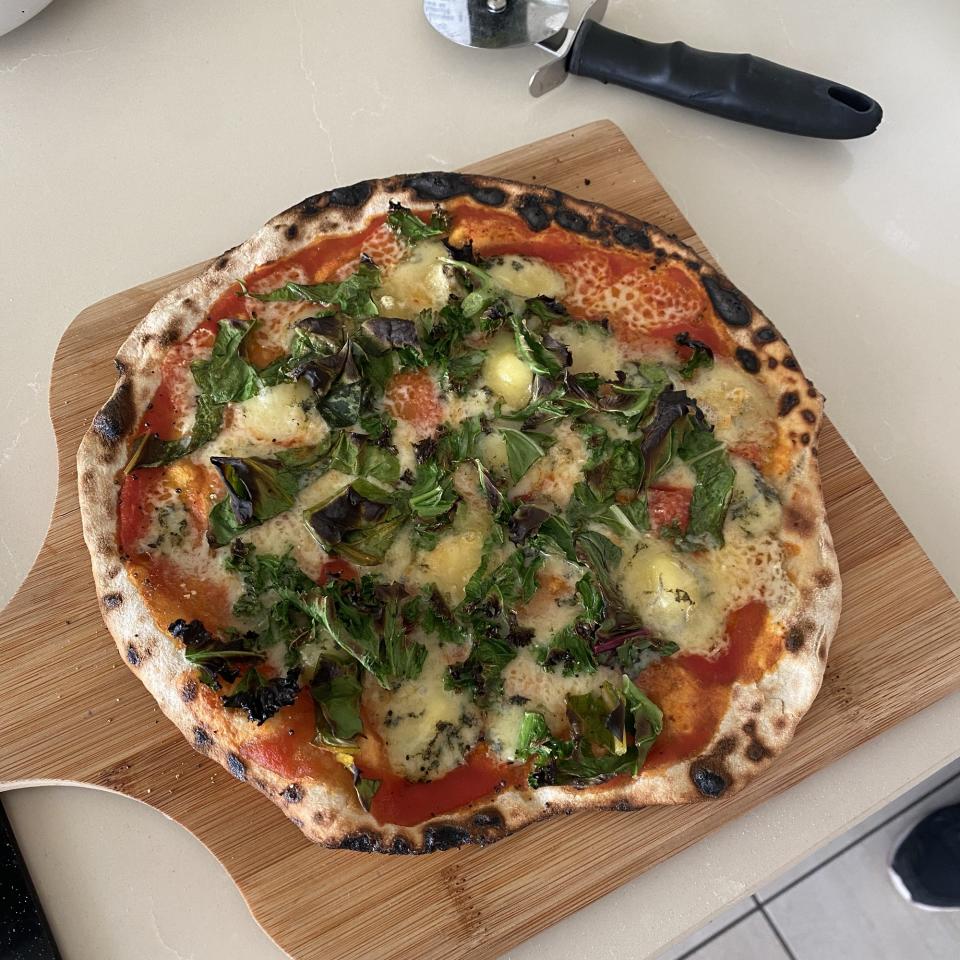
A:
[568, 21, 882, 139]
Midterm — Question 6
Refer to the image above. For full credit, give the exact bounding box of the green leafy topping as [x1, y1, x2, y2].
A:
[535, 624, 596, 676]
[354, 774, 380, 812]
[520, 675, 664, 788]
[220, 667, 302, 725]
[133, 319, 261, 468]
[510, 314, 567, 379]
[207, 456, 299, 547]
[310, 578, 427, 690]
[407, 463, 457, 518]
[500, 428, 554, 484]
[312, 668, 363, 749]
[304, 481, 406, 566]
[585, 437, 645, 500]
[675, 331, 714, 379]
[387, 201, 450, 242]
[241, 257, 381, 318]
[673, 425, 735, 550]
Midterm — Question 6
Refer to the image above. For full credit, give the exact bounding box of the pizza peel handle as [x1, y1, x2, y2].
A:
[568, 20, 882, 139]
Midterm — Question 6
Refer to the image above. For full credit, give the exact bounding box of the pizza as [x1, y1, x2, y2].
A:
[78, 174, 840, 854]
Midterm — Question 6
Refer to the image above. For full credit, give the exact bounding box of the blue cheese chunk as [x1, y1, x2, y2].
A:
[365, 644, 481, 781]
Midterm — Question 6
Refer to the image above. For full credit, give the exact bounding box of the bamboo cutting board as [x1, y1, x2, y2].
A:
[2, 120, 959, 960]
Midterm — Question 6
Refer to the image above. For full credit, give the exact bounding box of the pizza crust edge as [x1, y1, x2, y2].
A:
[77, 174, 841, 854]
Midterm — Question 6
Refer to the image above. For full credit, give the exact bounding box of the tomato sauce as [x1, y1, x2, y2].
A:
[238, 689, 353, 785]
[127, 554, 232, 632]
[365, 745, 527, 828]
[638, 601, 770, 768]
[647, 485, 692, 534]
[139, 319, 218, 440]
[207, 214, 390, 325]
[384, 368, 444, 433]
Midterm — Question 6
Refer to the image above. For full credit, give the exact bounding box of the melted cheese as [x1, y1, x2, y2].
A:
[375, 239, 453, 319]
[728, 457, 783, 538]
[511, 420, 587, 508]
[685, 361, 776, 446]
[478, 432, 509, 476]
[501, 649, 619, 735]
[234, 382, 329, 445]
[408, 528, 485, 606]
[486, 255, 566, 299]
[554, 324, 624, 379]
[620, 537, 709, 652]
[515, 556, 582, 644]
[365, 642, 481, 781]
[481, 332, 532, 410]
[484, 701, 528, 762]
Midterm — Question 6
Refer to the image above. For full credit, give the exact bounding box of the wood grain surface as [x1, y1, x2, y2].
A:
[2, 120, 958, 960]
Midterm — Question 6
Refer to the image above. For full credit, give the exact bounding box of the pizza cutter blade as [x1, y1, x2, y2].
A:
[423, 0, 882, 139]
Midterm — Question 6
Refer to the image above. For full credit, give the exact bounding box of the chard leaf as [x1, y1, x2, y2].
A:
[508, 504, 551, 545]
[242, 257, 381, 318]
[500, 428, 554, 484]
[354, 774, 380, 812]
[208, 456, 299, 547]
[475, 459, 507, 518]
[574, 530, 623, 597]
[191, 319, 262, 404]
[515, 711, 555, 762]
[525, 296, 567, 323]
[312, 668, 363, 748]
[359, 317, 420, 351]
[440, 258, 506, 319]
[675, 331, 714, 379]
[640, 388, 704, 484]
[675, 426, 735, 550]
[621, 675, 664, 766]
[445, 634, 517, 701]
[303, 482, 405, 566]
[521, 676, 664, 788]
[408, 463, 458, 518]
[586, 438, 645, 499]
[316, 341, 363, 427]
[568, 682, 627, 754]
[536, 514, 577, 563]
[387, 201, 449, 242]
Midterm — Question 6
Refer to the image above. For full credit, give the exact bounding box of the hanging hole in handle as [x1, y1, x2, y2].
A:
[828, 85, 874, 112]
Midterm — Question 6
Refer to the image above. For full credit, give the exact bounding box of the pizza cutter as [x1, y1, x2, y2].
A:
[423, 0, 882, 139]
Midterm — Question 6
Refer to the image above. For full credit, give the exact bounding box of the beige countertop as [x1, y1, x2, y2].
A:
[1, 1, 958, 957]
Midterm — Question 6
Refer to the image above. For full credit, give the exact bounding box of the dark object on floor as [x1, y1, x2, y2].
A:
[0, 799, 63, 959]
[890, 803, 960, 910]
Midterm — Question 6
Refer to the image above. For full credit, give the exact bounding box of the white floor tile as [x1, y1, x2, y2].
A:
[681, 911, 791, 960]
[653, 898, 756, 960]
[757, 755, 960, 901]
[765, 774, 960, 959]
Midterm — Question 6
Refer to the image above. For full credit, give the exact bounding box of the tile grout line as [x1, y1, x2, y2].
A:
[757, 900, 800, 960]
[759, 768, 960, 906]
[666, 904, 762, 960]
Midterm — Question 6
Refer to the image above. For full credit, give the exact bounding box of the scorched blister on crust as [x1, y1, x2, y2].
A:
[78, 174, 840, 854]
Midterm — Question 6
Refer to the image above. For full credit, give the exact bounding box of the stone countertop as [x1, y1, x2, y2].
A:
[1, 1, 958, 957]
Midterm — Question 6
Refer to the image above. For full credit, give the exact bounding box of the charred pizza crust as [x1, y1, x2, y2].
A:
[78, 174, 840, 853]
